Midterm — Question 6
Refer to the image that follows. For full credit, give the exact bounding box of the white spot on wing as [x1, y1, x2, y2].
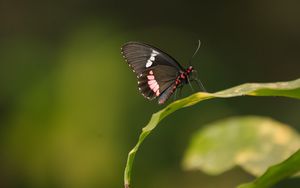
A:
[146, 60, 152, 68]
[145, 50, 159, 68]
[152, 50, 159, 55]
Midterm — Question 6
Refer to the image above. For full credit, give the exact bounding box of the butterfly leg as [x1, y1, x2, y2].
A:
[194, 79, 206, 92]
[173, 85, 184, 100]
[187, 77, 195, 92]
[178, 86, 183, 97]
[173, 88, 178, 100]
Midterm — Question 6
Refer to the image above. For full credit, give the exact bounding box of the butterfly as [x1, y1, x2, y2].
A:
[121, 41, 205, 104]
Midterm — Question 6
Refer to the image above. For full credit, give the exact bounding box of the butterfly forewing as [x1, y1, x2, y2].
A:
[121, 42, 184, 75]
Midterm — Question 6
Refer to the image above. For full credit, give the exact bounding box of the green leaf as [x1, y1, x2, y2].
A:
[182, 116, 300, 176]
[238, 149, 300, 188]
[124, 78, 300, 188]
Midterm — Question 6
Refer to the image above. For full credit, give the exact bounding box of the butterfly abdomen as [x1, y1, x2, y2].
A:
[158, 84, 177, 104]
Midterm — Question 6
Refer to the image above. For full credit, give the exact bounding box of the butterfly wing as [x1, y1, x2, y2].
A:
[137, 65, 178, 100]
[121, 42, 183, 103]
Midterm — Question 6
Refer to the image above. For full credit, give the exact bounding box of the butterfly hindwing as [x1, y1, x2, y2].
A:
[137, 65, 179, 100]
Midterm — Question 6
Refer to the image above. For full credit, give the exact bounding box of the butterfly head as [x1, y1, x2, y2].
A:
[188, 67, 207, 92]
[186, 66, 193, 74]
[187, 66, 199, 81]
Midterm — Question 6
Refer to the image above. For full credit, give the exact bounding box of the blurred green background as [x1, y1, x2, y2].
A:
[1, 1, 300, 188]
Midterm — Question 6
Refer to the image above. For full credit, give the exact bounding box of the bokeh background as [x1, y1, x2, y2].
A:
[1, 1, 300, 188]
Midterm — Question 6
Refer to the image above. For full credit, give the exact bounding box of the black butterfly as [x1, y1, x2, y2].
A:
[121, 41, 205, 104]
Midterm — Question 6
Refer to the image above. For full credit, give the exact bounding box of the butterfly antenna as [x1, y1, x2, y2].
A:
[188, 40, 207, 92]
[189, 40, 201, 66]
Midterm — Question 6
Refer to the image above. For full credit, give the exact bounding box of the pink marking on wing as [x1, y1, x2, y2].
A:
[156, 90, 160, 96]
[153, 84, 159, 92]
[149, 82, 157, 90]
[147, 75, 155, 80]
[149, 70, 153, 75]
[148, 80, 156, 85]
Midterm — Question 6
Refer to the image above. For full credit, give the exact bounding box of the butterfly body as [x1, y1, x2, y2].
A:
[157, 66, 194, 104]
[121, 42, 198, 104]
